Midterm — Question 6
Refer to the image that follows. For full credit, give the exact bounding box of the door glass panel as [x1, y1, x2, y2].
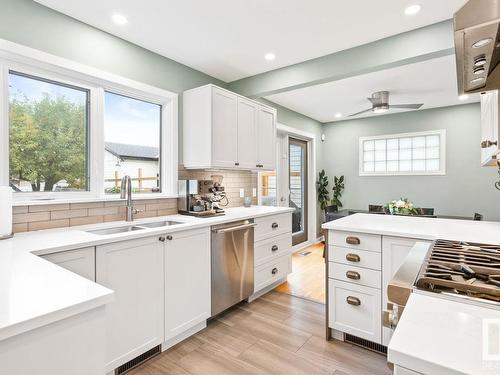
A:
[289, 138, 308, 245]
[259, 172, 277, 206]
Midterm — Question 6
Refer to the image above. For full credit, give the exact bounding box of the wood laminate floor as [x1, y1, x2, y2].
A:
[274, 242, 326, 304]
[129, 291, 392, 375]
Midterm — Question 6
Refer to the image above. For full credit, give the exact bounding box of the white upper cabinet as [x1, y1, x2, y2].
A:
[212, 87, 238, 168]
[183, 84, 277, 170]
[257, 106, 277, 169]
[237, 97, 258, 169]
[480, 90, 500, 166]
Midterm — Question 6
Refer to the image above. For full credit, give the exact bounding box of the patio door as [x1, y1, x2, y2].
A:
[289, 138, 308, 245]
[258, 131, 311, 246]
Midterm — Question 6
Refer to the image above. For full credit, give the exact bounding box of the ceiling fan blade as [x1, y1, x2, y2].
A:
[389, 103, 423, 110]
[348, 108, 373, 117]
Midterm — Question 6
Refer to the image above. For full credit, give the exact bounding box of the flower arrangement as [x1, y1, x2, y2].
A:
[384, 198, 418, 215]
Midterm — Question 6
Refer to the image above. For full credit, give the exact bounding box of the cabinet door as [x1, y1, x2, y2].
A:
[381, 236, 431, 345]
[96, 236, 164, 372]
[480, 90, 499, 166]
[164, 228, 210, 341]
[212, 87, 238, 168]
[41, 247, 95, 281]
[328, 279, 381, 343]
[237, 97, 258, 169]
[256, 106, 277, 170]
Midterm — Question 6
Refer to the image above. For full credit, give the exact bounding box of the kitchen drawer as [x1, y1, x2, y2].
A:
[254, 213, 292, 241]
[329, 245, 381, 270]
[329, 262, 381, 289]
[254, 254, 291, 293]
[254, 232, 292, 267]
[330, 230, 381, 252]
[328, 279, 381, 344]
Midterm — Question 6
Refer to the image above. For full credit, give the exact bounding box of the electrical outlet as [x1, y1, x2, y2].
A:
[239, 188, 244, 198]
[252, 188, 257, 197]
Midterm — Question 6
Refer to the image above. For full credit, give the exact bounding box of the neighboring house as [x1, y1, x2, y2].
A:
[104, 142, 160, 192]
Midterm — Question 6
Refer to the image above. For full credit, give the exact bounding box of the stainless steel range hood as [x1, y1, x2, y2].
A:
[454, 0, 500, 94]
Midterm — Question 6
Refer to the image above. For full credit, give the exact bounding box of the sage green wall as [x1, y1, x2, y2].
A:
[321, 103, 500, 221]
[0, 0, 321, 166]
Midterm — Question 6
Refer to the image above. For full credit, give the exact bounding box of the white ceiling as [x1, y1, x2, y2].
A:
[36, 0, 466, 82]
[265, 54, 480, 123]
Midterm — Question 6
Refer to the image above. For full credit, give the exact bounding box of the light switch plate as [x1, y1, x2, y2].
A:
[239, 188, 244, 198]
[252, 188, 256, 197]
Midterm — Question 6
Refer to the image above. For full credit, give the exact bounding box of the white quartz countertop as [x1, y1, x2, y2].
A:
[388, 292, 500, 375]
[322, 213, 500, 245]
[0, 205, 293, 342]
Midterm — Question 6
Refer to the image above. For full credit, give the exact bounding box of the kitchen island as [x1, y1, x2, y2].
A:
[0, 205, 293, 375]
[322, 213, 500, 374]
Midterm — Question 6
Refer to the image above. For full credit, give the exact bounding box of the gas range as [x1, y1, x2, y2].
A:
[384, 239, 500, 331]
[414, 239, 500, 309]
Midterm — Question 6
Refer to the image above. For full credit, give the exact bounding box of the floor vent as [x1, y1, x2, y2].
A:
[299, 251, 312, 256]
[345, 334, 387, 355]
[115, 345, 161, 375]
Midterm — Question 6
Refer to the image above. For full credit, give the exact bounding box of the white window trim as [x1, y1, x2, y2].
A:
[0, 39, 178, 203]
[358, 129, 446, 176]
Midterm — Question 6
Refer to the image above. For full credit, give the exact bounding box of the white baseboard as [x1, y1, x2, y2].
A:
[162, 321, 206, 351]
[247, 278, 286, 302]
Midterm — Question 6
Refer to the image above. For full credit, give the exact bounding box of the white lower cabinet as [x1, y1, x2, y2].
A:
[328, 279, 381, 343]
[41, 247, 95, 281]
[164, 228, 211, 343]
[254, 253, 291, 293]
[96, 236, 164, 373]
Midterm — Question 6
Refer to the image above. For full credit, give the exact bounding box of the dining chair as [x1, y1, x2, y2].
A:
[417, 207, 435, 216]
[368, 204, 384, 213]
[473, 213, 483, 221]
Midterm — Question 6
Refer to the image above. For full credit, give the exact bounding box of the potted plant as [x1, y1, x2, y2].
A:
[316, 169, 330, 222]
[331, 175, 345, 209]
[384, 198, 418, 215]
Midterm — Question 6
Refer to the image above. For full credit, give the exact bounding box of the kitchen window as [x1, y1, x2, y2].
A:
[104, 92, 162, 195]
[359, 130, 446, 176]
[0, 41, 178, 202]
[8, 72, 90, 193]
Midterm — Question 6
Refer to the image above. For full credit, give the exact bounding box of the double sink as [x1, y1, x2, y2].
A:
[87, 220, 182, 235]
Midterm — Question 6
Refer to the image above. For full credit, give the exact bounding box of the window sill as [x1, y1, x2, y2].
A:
[13, 194, 179, 207]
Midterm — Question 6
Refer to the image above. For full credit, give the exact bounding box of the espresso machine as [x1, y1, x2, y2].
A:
[178, 179, 228, 217]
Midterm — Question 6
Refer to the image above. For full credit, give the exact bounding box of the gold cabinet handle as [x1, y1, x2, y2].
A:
[346, 236, 360, 245]
[346, 296, 361, 306]
[346, 253, 360, 262]
[346, 270, 361, 280]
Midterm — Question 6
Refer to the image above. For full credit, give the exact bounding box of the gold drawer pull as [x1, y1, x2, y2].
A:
[346, 236, 360, 245]
[346, 270, 361, 280]
[346, 296, 361, 306]
[346, 253, 360, 262]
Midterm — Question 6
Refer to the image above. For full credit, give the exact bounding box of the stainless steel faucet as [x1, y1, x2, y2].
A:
[120, 175, 143, 221]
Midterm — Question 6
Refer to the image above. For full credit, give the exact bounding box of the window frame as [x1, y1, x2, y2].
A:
[0, 39, 178, 203]
[358, 129, 446, 176]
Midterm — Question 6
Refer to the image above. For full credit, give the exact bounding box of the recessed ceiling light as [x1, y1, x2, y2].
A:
[404, 4, 421, 15]
[112, 13, 128, 25]
[458, 94, 469, 101]
[264, 53, 276, 61]
[470, 77, 485, 85]
[472, 38, 492, 48]
[335, 113, 343, 118]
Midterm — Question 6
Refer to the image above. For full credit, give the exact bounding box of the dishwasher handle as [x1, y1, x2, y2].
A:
[212, 223, 256, 234]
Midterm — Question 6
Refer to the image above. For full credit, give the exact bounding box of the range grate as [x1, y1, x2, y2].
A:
[115, 345, 161, 375]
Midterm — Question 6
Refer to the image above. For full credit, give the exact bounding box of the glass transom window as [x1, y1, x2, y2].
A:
[359, 130, 445, 176]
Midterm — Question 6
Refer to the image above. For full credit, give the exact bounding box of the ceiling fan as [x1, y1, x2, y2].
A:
[348, 91, 423, 117]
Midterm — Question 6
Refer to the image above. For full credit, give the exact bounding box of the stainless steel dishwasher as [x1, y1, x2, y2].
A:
[211, 219, 255, 316]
